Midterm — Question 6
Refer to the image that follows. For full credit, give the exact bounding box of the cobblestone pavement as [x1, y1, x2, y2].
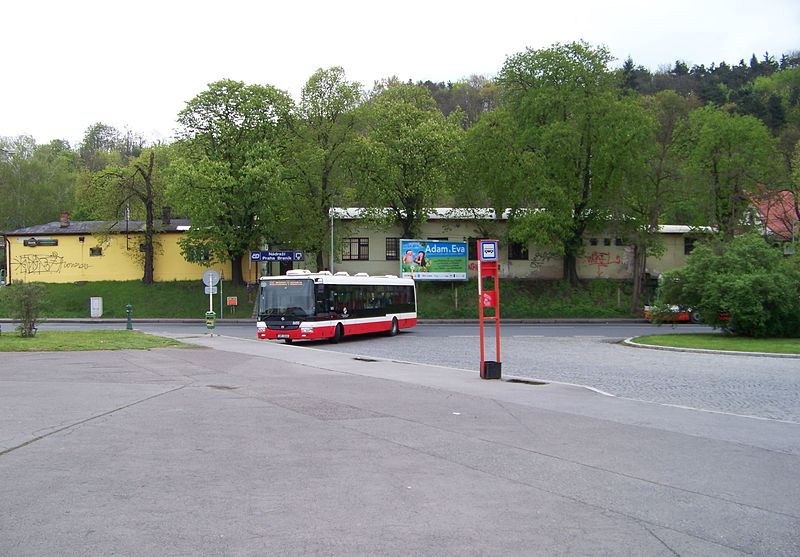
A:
[306, 330, 800, 423]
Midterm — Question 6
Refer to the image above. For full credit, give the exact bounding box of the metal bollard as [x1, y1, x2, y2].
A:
[125, 304, 133, 330]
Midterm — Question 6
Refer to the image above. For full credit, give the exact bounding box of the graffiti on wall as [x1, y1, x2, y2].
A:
[585, 251, 622, 277]
[529, 252, 558, 273]
[12, 252, 90, 275]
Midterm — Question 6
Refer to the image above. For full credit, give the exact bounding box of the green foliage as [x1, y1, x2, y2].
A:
[351, 83, 464, 237]
[676, 105, 781, 238]
[418, 75, 499, 127]
[0, 330, 185, 352]
[658, 234, 800, 337]
[75, 147, 170, 283]
[0, 282, 46, 336]
[497, 41, 653, 284]
[634, 333, 800, 354]
[77, 123, 140, 172]
[0, 280, 253, 319]
[0, 136, 80, 231]
[284, 67, 363, 270]
[458, 107, 531, 219]
[0, 279, 633, 320]
[169, 79, 294, 284]
[416, 279, 633, 319]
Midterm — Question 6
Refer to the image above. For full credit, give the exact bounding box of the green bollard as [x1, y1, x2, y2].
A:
[125, 304, 133, 330]
[205, 310, 216, 330]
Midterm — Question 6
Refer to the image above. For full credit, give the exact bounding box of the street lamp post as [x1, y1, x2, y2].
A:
[329, 210, 335, 272]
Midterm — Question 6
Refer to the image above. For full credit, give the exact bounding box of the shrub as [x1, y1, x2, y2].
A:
[657, 234, 800, 337]
[0, 282, 46, 337]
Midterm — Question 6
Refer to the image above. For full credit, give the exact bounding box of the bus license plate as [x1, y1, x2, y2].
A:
[277, 333, 290, 339]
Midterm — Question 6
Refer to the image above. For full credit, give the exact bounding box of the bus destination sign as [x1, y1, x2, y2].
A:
[250, 250, 305, 262]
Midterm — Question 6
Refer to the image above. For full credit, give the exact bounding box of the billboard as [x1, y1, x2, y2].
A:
[400, 239, 467, 281]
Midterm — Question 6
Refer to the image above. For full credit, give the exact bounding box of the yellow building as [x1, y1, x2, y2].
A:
[1, 213, 251, 284]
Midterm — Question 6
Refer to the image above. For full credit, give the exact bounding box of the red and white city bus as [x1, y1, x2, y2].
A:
[256, 270, 417, 343]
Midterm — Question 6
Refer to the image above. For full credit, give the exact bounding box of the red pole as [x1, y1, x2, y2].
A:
[478, 256, 485, 369]
[494, 272, 501, 363]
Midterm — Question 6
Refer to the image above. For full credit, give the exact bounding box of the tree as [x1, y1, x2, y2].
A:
[351, 83, 464, 237]
[789, 141, 800, 230]
[498, 41, 652, 285]
[456, 107, 534, 237]
[169, 79, 293, 285]
[78, 123, 124, 172]
[421, 76, 499, 127]
[623, 91, 695, 312]
[0, 282, 45, 337]
[0, 136, 80, 231]
[658, 234, 800, 337]
[285, 67, 362, 271]
[77, 147, 169, 283]
[677, 105, 781, 240]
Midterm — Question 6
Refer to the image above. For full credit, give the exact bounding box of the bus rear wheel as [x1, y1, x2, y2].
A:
[388, 318, 399, 336]
[331, 323, 344, 344]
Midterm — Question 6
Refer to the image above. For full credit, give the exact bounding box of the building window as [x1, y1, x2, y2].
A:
[508, 241, 529, 260]
[343, 237, 369, 261]
[589, 238, 598, 246]
[90, 247, 103, 257]
[467, 237, 478, 260]
[385, 238, 400, 260]
[684, 238, 696, 255]
[615, 238, 624, 246]
[603, 238, 611, 246]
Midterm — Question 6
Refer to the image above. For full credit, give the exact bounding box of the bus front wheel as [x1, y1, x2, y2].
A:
[331, 323, 344, 344]
[388, 318, 399, 336]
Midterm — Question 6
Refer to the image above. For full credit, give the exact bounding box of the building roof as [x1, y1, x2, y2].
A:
[750, 190, 798, 241]
[3, 219, 192, 236]
[331, 208, 701, 233]
[330, 207, 514, 220]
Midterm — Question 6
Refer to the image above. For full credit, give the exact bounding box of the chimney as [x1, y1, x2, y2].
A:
[162, 206, 172, 225]
[60, 212, 70, 228]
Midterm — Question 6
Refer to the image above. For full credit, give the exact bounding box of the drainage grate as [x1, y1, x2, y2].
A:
[505, 378, 548, 386]
[207, 384, 238, 390]
[353, 356, 380, 362]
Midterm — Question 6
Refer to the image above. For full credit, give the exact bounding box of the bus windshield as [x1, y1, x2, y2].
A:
[258, 279, 315, 319]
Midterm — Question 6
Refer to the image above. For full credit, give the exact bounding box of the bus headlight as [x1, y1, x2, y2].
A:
[301, 326, 314, 333]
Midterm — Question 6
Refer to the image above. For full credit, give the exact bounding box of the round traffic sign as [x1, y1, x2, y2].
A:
[202, 269, 220, 286]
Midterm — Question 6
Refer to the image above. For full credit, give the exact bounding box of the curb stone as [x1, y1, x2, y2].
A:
[623, 337, 800, 359]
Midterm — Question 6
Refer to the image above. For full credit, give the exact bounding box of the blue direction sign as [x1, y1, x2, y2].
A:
[250, 250, 305, 262]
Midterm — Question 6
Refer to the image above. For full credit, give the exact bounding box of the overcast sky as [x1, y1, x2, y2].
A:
[2, 0, 798, 146]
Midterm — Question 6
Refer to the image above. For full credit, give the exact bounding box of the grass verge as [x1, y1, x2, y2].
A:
[631, 334, 800, 354]
[0, 280, 253, 319]
[0, 330, 187, 352]
[417, 279, 634, 319]
[0, 279, 639, 319]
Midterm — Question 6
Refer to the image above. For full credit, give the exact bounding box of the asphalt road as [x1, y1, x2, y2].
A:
[4, 336, 799, 556]
[35, 321, 800, 423]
